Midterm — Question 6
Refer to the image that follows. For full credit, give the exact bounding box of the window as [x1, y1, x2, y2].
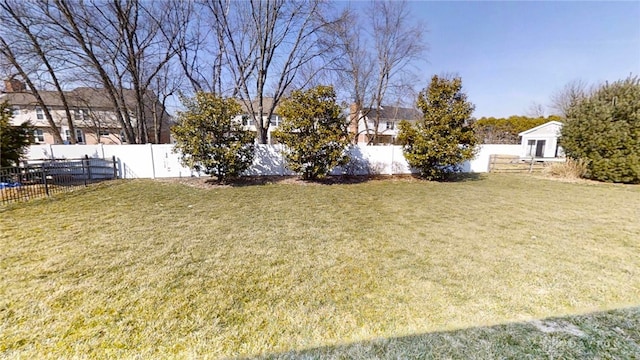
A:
[270, 115, 281, 127]
[73, 108, 88, 121]
[242, 116, 253, 126]
[99, 130, 110, 137]
[11, 106, 20, 116]
[526, 140, 536, 157]
[36, 106, 44, 120]
[65, 129, 84, 144]
[386, 121, 395, 130]
[33, 129, 45, 143]
[526, 139, 546, 158]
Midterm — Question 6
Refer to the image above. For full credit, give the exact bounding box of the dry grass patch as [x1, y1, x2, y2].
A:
[1, 175, 639, 358]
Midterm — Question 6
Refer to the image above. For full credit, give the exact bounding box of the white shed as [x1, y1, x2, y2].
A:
[518, 121, 564, 158]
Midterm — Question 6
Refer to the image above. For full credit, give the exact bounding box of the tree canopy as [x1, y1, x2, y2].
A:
[473, 115, 562, 144]
[398, 75, 477, 180]
[560, 75, 640, 183]
[273, 85, 350, 180]
[0, 101, 32, 168]
[171, 93, 254, 182]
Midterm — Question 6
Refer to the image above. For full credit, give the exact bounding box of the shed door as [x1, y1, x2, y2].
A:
[535, 140, 546, 157]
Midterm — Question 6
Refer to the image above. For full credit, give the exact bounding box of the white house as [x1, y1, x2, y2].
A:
[349, 104, 422, 144]
[235, 98, 283, 144]
[518, 121, 564, 158]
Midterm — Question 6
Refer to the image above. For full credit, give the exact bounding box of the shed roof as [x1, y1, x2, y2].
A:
[518, 121, 563, 136]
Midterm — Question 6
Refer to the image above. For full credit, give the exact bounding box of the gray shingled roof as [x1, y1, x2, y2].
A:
[364, 106, 422, 121]
[1, 87, 144, 109]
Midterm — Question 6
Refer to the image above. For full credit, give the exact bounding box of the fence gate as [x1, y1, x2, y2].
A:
[0, 156, 118, 205]
[489, 155, 547, 173]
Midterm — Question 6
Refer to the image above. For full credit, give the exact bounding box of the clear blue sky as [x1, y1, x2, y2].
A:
[408, 1, 640, 118]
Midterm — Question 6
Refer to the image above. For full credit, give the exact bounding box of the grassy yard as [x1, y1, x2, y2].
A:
[1, 174, 639, 358]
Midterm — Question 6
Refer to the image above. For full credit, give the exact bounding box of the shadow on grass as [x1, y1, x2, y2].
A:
[248, 306, 640, 359]
[204, 172, 486, 187]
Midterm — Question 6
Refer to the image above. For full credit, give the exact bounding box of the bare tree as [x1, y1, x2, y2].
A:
[332, 1, 427, 145]
[42, 0, 181, 144]
[200, 0, 344, 144]
[0, 1, 70, 143]
[526, 101, 546, 118]
[550, 79, 590, 117]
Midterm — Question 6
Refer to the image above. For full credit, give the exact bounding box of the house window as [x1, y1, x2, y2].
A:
[270, 115, 281, 127]
[386, 121, 395, 130]
[73, 108, 88, 121]
[36, 106, 44, 120]
[99, 130, 110, 137]
[242, 116, 253, 126]
[33, 129, 45, 143]
[11, 106, 20, 116]
[65, 129, 84, 144]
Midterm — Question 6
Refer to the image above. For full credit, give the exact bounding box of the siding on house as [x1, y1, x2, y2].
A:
[518, 121, 564, 158]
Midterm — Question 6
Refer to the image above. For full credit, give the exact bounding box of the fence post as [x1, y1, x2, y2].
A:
[529, 156, 534, 173]
[112, 156, 118, 179]
[42, 163, 49, 196]
[81, 156, 88, 186]
[85, 155, 92, 182]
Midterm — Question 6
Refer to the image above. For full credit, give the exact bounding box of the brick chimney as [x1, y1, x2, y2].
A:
[4, 78, 26, 92]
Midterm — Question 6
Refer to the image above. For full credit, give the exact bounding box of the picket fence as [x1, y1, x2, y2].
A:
[26, 143, 522, 179]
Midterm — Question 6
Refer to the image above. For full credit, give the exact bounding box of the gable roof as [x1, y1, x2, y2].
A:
[1, 87, 149, 110]
[362, 105, 422, 121]
[518, 121, 563, 136]
[237, 97, 278, 115]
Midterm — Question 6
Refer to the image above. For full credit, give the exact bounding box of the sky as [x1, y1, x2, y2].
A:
[405, 1, 640, 118]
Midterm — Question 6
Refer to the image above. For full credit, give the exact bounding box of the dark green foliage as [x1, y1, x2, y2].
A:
[560, 75, 640, 183]
[473, 115, 562, 144]
[1, 101, 32, 168]
[171, 93, 255, 182]
[398, 75, 478, 180]
[273, 86, 350, 180]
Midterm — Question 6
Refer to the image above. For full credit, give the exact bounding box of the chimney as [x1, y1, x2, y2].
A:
[4, 78, 26, 92]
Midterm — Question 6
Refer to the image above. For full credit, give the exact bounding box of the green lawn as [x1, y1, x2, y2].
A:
[1, 174, 639, 359]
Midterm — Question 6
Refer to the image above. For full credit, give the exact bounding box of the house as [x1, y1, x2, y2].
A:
[1, 79, 172, 145]
[349, 104, 422, 144]
[518, 121, 564, 158]
[236, 98, 283, 144]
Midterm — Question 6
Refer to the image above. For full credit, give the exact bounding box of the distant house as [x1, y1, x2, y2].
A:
[236, 98, 283, 144]
[518, 121, 564, 158]
[349, 104, 422, 144]
[1, 79, 172, 145]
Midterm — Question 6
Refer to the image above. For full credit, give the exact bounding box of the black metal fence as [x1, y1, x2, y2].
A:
[0, 156, 118, 205]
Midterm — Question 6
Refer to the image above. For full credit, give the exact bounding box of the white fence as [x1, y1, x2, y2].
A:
[26, 143, 522, 179]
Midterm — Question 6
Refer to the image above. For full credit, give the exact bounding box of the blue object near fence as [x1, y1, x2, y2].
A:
[0, 182, 22, 190]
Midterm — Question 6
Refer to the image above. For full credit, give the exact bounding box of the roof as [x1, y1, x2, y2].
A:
[1, 87, 151, 110]
[362, 105, 422, 121]
[518, 121, 563, 136]
[237, 97, 278, 115]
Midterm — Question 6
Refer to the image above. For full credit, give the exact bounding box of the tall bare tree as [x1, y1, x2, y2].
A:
[41, 0, 181, 144]
[550, 79, 591, 117]
[199, 0, 343, 144]
[0, 1, 71, 143]
[333, 1, 427, 145]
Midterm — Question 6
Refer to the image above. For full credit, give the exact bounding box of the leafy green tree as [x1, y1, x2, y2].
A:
[273, 85, 350, 180]
[171, 93, 254, 182]
[1, 101, 32, 168]
[398, 75, 477, 180]
[473, 115, 561, 144]
[560, 75, 640, 183]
